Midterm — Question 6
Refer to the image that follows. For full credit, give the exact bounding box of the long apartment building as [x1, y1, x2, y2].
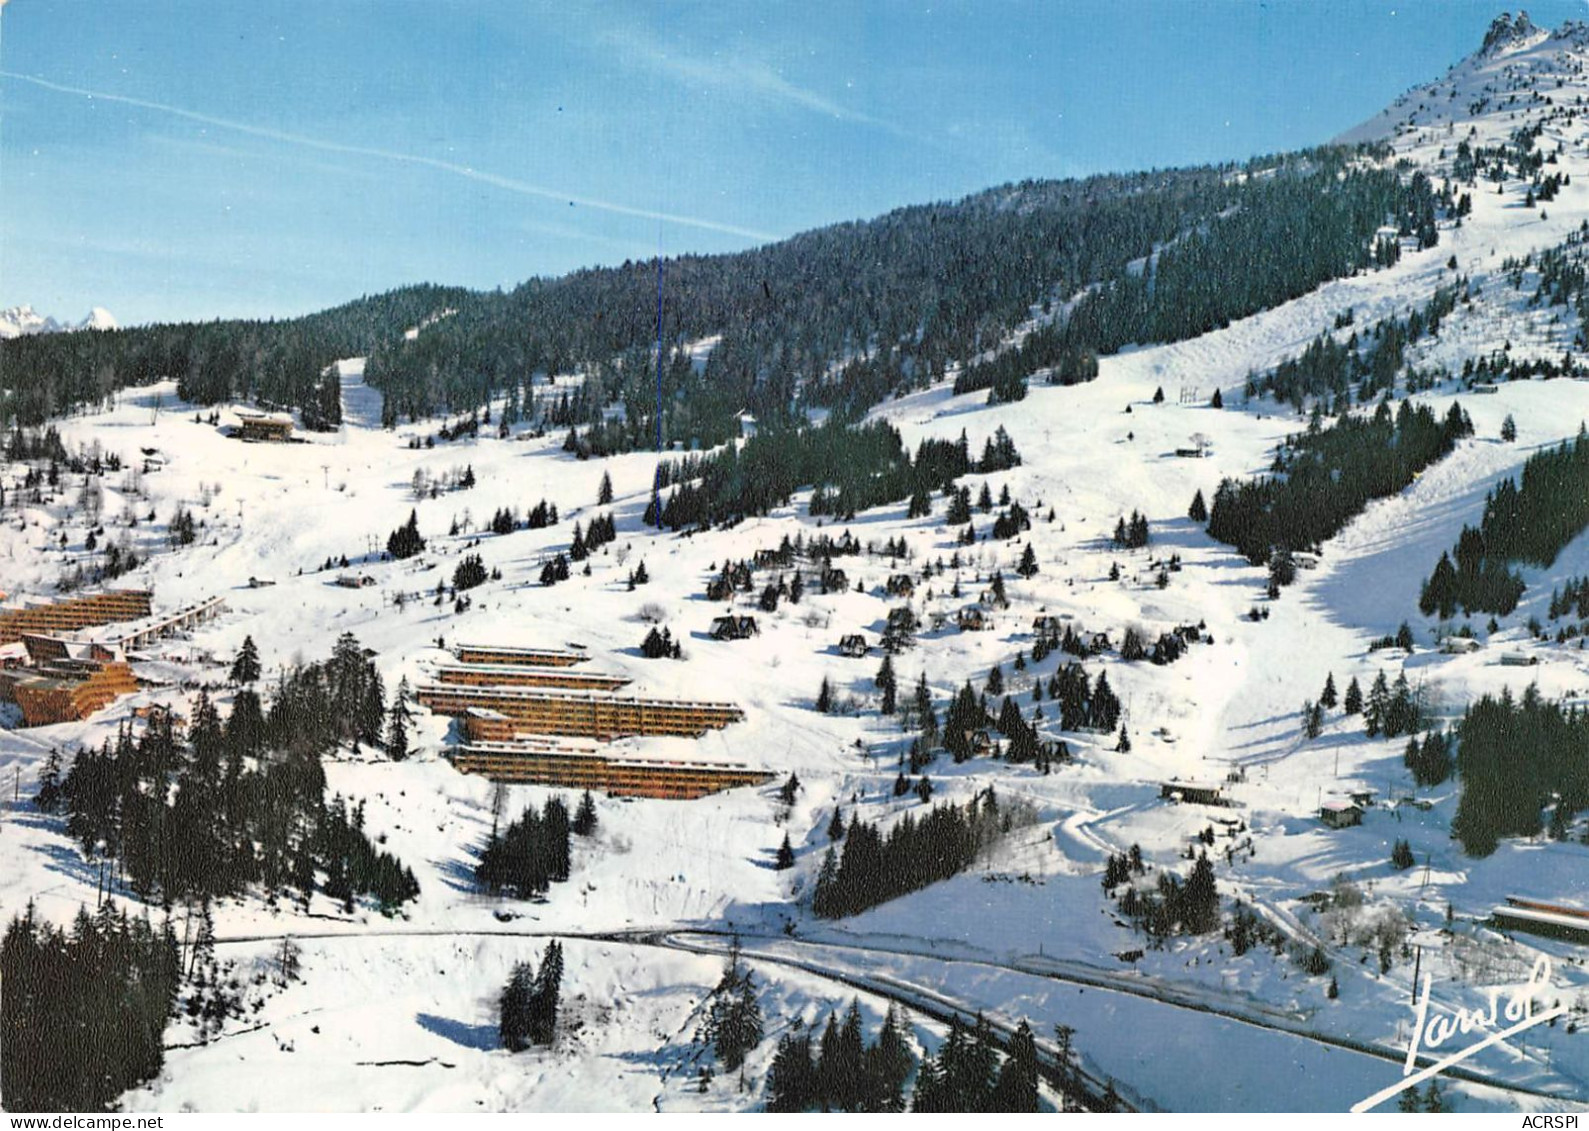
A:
[453, 643, 590, 668]
[416, 682, 744, 740]
[0, 590, 153, 646]
[433, 662, 631, 693]
[451, 740, 772, 800]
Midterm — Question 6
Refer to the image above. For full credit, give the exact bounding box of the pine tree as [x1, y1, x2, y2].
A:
[230, 635, 262, 685]
[1391, 839, 1415, 869]
[1343, 675, 1364, 715]
[1115, 723, 1131, 753]
[572, 789, 598, 837]
[827, 807, 846, 841]
[775, 833, 795, 870]
[499, 961, 534, 1051]
[34, 750, 64, 813]
[598, 469, 614, 504]
[1188, 489, 1208, 523]
[873, 1003, 914, 1111]
[914, 672, 938, 742]
[1320, 672, 1338, 709]
[1501, 413, 1517, 442]
[385, 679, 411, 760]
[527, 940, 563, 1046]
[767, 1033, 816, 1112]
[1182, 850, 1220, 933]
[992, 1018, 1040, 1112]
[1211, 388, 1224, 409]
[816, 676, 833, 714]
[703, 938, 763, 1071]
[875, 654, 897, 715]
[1365, 671, 1390, 736]
[1016, 543, 1039, 578]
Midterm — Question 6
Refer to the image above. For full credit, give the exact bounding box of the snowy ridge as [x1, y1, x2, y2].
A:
[0, 304, 118, 339]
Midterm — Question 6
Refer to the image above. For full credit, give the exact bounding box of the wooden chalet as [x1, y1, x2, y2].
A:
[957, 608, 988, 632]
[710, 615, 760, 641]
[838, 634, 871, 658]
[236, 412, 295, 442]
[1160, 780, 1227, 807]
[1319, 800, 1363, 828]
[885, 574, 915, 598]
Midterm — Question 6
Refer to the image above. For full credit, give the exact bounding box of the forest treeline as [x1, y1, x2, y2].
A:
[1453, 686, 1589, 855]
[1205, 398, 1472, 565]
[3, 144, 1418, 449]
[1420, 428, 1589, 617]
[35, 632, 419, 910]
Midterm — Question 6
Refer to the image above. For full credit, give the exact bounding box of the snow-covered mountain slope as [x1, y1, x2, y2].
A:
[0, 303, 118, 339]
[1338, 11, 1589, 146]
[10, 16, 1589, 1116]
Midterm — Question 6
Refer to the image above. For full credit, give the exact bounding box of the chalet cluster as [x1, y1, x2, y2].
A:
[416, 643, 768, 799]
[0, 590, 224, 726]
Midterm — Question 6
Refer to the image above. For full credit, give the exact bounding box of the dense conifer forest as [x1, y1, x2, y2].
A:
[1205, 398, 1472, 565]
[1, 903, 181, 1111]
[36, 633, 419, 911]
[650, 419, 1020, 529]
[1452, 685, 1589, 856]
[1, 144, 1418, 450]
[811, 789, 1035, 918]
[1420, 427, 1589, 616]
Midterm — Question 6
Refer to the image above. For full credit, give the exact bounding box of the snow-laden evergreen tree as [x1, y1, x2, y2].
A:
[230, 635, 262, 685]
[385, 678, 412, 760]
[701, 937, 763, 1072]
[499, 961, 535, 1051]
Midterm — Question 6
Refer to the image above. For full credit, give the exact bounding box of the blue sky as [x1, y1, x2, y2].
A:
[3, 0, 1586, 325]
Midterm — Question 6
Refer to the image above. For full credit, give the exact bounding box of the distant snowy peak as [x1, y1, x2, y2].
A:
[0, 306, 61, 339]
[0, 304, 117, 340]
[1480, 10, 1543, 57]
[81, 307, 117, 332]
[1335, 12, 1589, 145]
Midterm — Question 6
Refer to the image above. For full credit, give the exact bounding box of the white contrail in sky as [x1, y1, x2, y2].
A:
[0, 69, 780, 244]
